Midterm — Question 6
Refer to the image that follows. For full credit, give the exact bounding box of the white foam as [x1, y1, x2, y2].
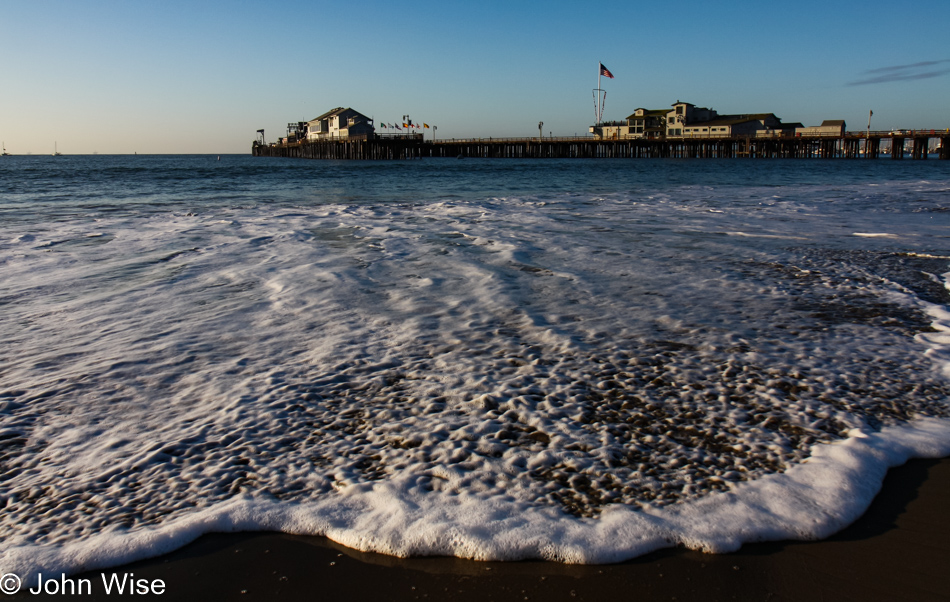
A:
[3, 419, 948, 580]
[725, 231, 809, 240]
[1, 175, 948, 583]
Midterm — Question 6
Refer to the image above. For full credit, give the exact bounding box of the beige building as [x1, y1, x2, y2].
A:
[795, 120, 846, 137]
[588, 121, 628, 139]
[592, 101, 830, 139]
[626, 108, 668, 139]
[682, 114, 792, 138]
[307, 108, 375, 141]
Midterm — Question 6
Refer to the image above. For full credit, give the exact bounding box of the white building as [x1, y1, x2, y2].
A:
[307, 108, 375, 141]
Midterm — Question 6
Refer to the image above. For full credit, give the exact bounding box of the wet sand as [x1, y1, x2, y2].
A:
[20, 456, 950, 601]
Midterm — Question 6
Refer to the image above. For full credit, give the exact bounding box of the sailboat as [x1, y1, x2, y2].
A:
[53, 142, 62, 156]
[1, 142, 9, 156]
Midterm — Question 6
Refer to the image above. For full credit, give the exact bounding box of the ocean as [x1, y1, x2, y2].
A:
[1, 154, 949, 582]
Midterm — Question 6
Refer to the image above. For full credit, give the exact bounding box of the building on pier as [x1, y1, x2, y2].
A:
[589, 120, 629, 140]
[306, 108, 375, 141]
[592, 100, 837, 140]
[625, 108, 668, 139]
[794, 120, 847, 137]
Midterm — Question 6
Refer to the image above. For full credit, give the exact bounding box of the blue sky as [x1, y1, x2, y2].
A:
[2, 0, 948, 154]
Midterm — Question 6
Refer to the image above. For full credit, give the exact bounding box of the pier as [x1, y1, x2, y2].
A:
[252, 131, 950, 161]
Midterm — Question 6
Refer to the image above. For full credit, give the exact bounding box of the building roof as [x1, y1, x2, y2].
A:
[308, 107, 374, 123]
[692, 113, 778, 127]
[821, 120, 846, 126]
[309, 107, 346, 122]
[627, 109, 667, 119]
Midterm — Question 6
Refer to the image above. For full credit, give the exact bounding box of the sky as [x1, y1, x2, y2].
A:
[2, 0, 949, 154]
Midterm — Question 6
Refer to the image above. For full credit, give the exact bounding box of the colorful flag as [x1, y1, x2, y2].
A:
[424, 123, 429, 129]
[599, 62, 614, 78]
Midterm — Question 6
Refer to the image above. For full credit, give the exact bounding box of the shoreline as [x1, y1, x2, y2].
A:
[17, 455, 949, 601]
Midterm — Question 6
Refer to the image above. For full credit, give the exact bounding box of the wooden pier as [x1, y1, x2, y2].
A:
[252, 131, 950, 161]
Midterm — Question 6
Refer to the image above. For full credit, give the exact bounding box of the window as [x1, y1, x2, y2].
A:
[676, 105, 684, 115]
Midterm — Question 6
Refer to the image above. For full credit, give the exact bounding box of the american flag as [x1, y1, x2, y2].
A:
[599, 63, 614, 79]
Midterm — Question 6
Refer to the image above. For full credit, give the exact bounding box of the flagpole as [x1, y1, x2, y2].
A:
[597, 62, 604, 113]
[597, 63, 602, 124]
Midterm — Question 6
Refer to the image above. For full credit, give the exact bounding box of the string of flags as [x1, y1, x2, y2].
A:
[378, 121, 431, 130]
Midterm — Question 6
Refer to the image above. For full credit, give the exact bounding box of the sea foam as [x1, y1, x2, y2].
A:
[1, 167, 948, 582]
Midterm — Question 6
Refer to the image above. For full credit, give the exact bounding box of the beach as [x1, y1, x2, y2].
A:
[1, 156, 949, 598]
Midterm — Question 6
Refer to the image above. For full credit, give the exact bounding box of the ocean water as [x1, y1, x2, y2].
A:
[1, 155, 949, 581]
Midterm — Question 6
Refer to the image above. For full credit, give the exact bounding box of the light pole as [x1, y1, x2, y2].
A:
[538, 121, 543, 143]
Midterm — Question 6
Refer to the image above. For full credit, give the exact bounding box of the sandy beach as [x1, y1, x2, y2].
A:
[12, 455, 945, 602]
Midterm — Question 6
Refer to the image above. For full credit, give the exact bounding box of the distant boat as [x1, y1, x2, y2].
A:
[53, 142, 62, 156]
[1, 142, 9, 156]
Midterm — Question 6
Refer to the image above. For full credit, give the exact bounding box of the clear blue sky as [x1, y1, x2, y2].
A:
[2, 0, 948, 154]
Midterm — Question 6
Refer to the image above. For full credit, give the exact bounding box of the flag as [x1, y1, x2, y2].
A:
[424, 123, 429, 128]
[599, 62, 614, 79]
[403, 123, 408, 128]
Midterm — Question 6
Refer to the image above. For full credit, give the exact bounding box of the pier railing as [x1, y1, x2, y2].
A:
[432, 136, 597, 144]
